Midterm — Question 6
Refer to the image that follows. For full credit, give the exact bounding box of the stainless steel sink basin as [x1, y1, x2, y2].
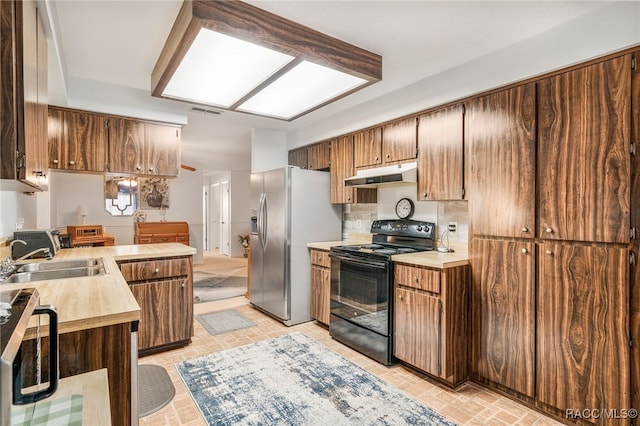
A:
[2, 258, 107, 284]
[4, 267, 105, 283]
[16, 258, 102, 272]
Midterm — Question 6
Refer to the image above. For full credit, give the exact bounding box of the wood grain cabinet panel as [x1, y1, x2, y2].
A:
[466, 83, 536, 239]
[330, 135, 376, 204]
[288, 147, 308, 169]
[394, 287, 440, 376]
[382, 117, 417, 163]
[107, 117, 146, 174]
[118, 257, 191, 282]
[394, 263, 468, 386]
[354, 127, 382, 168]
[470, 238, 535, 397]
[310, 249, 331, 325]
[1, 0, 48, 190]
[48, 107, 107, 172]
[538, 55, 631, 244]
[145, 122, 180, 176]
[417, 104, 464, 201]
[537, 243, 630, 422]
[129, 278, 192, 351]
[307, 141, 330, 170]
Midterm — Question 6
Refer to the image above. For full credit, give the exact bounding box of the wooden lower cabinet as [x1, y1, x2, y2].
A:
[310, 248, 330, 325]
[134, 221, 190, 245]
[537, 243, 630, 424]
[118, 255, 193, 354]
[393, 263, 469, 386]
[470, 238, 535, 397]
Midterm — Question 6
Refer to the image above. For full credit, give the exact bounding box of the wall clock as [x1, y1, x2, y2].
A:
[395, 197, 414, 219]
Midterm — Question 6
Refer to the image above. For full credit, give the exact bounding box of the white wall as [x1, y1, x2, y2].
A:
[251, 129, 287, 173]
[49, 168, 205, 263]
[0, 191, 38, 238]
[286, 1, 640, 148]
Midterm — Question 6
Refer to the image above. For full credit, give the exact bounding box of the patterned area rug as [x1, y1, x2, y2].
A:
[193, 272, 247, 303]
[175, 332, 456, 425]
[195, 309, 256, 335]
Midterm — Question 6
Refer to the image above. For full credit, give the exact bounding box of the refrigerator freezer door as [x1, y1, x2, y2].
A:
[261, 167, 289, 320]
[249, 173, 264, 308]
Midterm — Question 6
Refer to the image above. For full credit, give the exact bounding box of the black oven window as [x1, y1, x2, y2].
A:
[330, 259, 389, 336]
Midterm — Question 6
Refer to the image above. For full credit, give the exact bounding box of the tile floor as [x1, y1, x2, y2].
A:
[139, 297, 562, 425]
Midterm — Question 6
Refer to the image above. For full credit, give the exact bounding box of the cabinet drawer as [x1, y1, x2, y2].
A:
[119, 257, 190, 282]
[175, 235, 190, 245]
[310, 249, 330, 268]
[395, 264, 440, 293]
[135, 236, 153, 244]
[152, 235, 177, 243]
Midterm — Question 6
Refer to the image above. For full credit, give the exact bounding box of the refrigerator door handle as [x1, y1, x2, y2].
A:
[257, 193, 265, 250]
[261, 194, 268, 250]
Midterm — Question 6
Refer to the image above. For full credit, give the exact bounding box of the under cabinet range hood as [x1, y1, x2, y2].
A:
[344, 162, 417, 187]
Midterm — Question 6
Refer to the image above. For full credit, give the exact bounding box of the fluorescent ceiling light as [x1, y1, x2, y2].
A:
[162, 28, 294, 108]
[238, 61, 367, 120]
[151, 1, 382, 121]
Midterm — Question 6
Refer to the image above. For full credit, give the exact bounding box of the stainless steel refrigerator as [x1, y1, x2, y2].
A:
[250, 166, 341, 325]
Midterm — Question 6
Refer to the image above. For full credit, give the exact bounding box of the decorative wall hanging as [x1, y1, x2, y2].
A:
[139, 178, 170, 210]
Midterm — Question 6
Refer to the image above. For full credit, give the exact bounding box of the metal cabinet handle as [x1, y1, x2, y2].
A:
[414, 277, 419, 283]
[545, 250, 553, 255]
[521, 248, 528, 254]
[52, 159, 59, 164]
[423, 192, 428, 198]
[69, 160, 76, 165]
[545, 227, 553, 234]
[375, 156, 379, 161]
[154, 268, 159, 273]
[386, 154, 391, 159]
[148, 167, 154, 172]
[521, 227, 529, 232]
[136, 166, 142, 171]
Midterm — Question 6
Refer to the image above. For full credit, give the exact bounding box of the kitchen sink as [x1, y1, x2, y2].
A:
[16, 258, 102, 272]
[2, 258, 107, 284]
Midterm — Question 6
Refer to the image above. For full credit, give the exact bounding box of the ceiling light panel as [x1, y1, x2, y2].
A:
[162, 28, 294, 107]
[237, 61, 367, 120]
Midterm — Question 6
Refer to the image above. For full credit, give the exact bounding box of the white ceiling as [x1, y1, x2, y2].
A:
[44, 0, 611, 174]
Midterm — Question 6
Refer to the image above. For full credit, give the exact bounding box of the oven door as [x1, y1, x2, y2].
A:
[329, 251, 393, 365]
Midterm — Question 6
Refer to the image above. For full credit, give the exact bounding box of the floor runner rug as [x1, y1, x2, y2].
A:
[175, 332, 456, 425]
[195, 309, 256, 335]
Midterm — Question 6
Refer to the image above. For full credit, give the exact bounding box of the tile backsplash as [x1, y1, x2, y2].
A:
[341, 199, 468, 242]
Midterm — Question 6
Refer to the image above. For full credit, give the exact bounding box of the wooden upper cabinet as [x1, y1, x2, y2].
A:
[470, 238, 535, 397]
[145, 122, 180, 176]
[288, 147, 308, 169]
[382, 117, 417, 163]
[307, 141, 330, 170]
[1, 0, 48, 190]
[108, 118, 180, 177]
[538, 55, 631, 244]
[537, 243, 629, 417]
[329, 135, 376, 204]
[354, 127, 382, 168]
[107, 117, 145, 174]
[48, 107, 107, 172]
[466, 83, 536, 239]
[417, 104, 464, 201]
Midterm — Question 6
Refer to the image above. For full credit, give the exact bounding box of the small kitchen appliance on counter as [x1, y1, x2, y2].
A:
[11, 230, 61, 259]
[329, 219, 436, 365]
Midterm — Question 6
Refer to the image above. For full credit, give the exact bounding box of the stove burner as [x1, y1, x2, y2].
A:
[396, 247, 417, 254]
[373, 248, 398, 255]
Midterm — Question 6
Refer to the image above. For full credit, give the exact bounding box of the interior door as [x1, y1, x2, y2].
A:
[209, 183, 220, 250]
[262, 167, 289, 320]
[220, 181, 230, 255]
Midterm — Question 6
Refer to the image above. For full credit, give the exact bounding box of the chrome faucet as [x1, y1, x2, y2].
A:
[15, 248, 53, 262]
[1, 242, 53, 280]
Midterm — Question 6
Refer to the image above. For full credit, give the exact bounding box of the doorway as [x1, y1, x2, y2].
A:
[208, 183, 221, 251]
[220, 181, 230, 255]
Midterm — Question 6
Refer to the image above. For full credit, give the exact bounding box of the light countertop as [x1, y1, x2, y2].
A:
[307, 240, 468, 269]
[3, 243, 196, 335]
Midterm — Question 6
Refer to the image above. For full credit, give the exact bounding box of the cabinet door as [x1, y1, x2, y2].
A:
[470, 238, 535, 397]
[108, 117, 145, 174]
[47, 107, 64, 169]
[288, 147, 308, 169]
[417, 104, 464, 200]
[330, 136, 355, 204]
[382, 117, 417, 163]
[310, 265, 330, 325]
[537, 243, 629, 417]
[466, 83, 536, 239]
[307, 141, 330, 170]
[538, 55, 631, 244]
[129, 278, 192, 351]
[63, 109, 107, 172]
[354, 127, 382, 168]
[146, 123, 180, 176]
[394, 287, 440, 376]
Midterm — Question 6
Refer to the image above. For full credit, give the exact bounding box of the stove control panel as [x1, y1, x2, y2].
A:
[371, 219, 435, 239]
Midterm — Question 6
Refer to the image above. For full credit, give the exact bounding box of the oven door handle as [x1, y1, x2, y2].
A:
[329, 253, 389, 269]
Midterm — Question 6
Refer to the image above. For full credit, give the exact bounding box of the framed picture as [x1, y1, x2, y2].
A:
[139, 178, 170, 210]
